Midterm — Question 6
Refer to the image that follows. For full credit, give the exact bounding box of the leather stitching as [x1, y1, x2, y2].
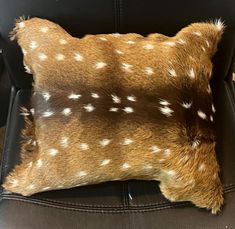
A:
[1, 197, 193, 213]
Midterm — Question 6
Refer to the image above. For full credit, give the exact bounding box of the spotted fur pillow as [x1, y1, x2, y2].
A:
[2, 17, 225, 214]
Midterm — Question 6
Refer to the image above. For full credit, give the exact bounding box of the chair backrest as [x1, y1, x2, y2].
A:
[0, 0, 234, 89]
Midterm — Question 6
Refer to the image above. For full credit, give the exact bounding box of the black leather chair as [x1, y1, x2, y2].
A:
[0, 0, 235, 228]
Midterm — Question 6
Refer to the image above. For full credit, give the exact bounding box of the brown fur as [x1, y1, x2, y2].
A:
[2, 17, 225, 214]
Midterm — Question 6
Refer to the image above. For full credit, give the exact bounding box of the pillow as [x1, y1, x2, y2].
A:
[2, 17, 224, 214]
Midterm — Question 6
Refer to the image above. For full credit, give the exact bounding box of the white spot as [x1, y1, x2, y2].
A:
[187, 68, 195, 79]
[149, 145, 161, 153]
[201, 46, 206, 52]
[159, 99, 171, 106]
[121, 163, 131, 169]
[32, 140, 36, 146]
[210, 115, 214, 122]
[55, 53, 65, 61]
[183, 155, 189, 162]
[164, 41, 176, 46]
[159, 158, 165, 163]
[212, 104, 216, 113]
[112, 33, 121, 37]
[109, 107, 119, 112]
[143, 165, 153, 170]
[122, 138, 133, 145]
[91, 93, 100, 98]
[95, 62, 107, 69]
[111, 94, 121, 103]
[28, 162, 33, 168]
[101, 159, 111, 166]
[42, 91, 51, 101]
[164, 149, 171, 157]
[99, 139, 111, 147]
[20, 111, 30, 116]
[144, 67, 154, 75]
[83, 104, 95, 112]
[189, 55, 195, 61]
[159, 106, 174, 117]
[193, 31, 202, 36]
[122, 107, 134, 113]
[68, 93, 82, 100]
[177, 38, 186, 44]
[22, 49, 27, 55]
[127, 95, 136, 102]
[207, 85, 212, 94]
[126, 40, 135, 44]
[197, 110, 207, 120]
[40, 26, 49, 33]
[10, 179, 18, 187]
[143, 44, 154, 49]
[30, 108, 35, 115]
[28, 184, 35, 190]
[128, 192, 133, 200]
[38, 53, 48, 61]
[59, 39, 68, 45]
[121, 63, 133, 73]
[42, 110, 54, 117]
[18, 22, 25, 29]
[205, 40, 210, 47]
[75, 182, 89, 187]
[192, 139, 201, 149]
[62, 108, 72, 116]
[166, 170, 176, 176]
[77, 171, 87, 177]
[198, 163, 206, 171]
[74, 53, 83, 61]
[99, 37, 108, 41]
[48, 148, 59, 156]
[212, 18, 224, 31]
[37, 159, 43, 168]
[42, 187, 51, 191]
[115, 49, 124, 54]
[188, 179, 195, 188]
[79, 143, 89, 151]
[24, 65, 32, 74]
[60, 137, 69, 148]
[168, 68, 177, 77]
[181, 101, 192, 109]
[29, 41, 38, 49]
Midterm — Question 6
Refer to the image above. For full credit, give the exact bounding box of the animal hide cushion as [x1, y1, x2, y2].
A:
[2, 17, 225, 214]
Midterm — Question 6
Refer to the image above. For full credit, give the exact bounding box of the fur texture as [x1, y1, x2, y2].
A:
[2, 17, 225, 214]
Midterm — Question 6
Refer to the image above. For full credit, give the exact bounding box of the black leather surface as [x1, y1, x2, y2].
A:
[0, 84, 235, 228]
[0, 48, 11, 127]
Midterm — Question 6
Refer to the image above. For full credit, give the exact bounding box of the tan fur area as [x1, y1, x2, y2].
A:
[2, 17, 225, 214]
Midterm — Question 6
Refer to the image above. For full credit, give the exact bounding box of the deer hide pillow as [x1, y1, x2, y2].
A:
[3, 17, 225, 214]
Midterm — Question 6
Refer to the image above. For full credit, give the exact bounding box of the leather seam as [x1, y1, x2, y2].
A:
[224, 80, 235, 114]
[113, 0, 118, 32]
[119, 0, 123, 32]
[0, 197, 193, 213]
[0, 87, 17, 193]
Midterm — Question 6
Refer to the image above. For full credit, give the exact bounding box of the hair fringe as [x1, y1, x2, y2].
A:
[207, 18, 226, 32]
[9, 15, 30, 41]
[20, 106, 36, 162]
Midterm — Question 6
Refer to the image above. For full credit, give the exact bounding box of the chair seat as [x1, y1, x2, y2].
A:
[0, 83, 235, 228]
